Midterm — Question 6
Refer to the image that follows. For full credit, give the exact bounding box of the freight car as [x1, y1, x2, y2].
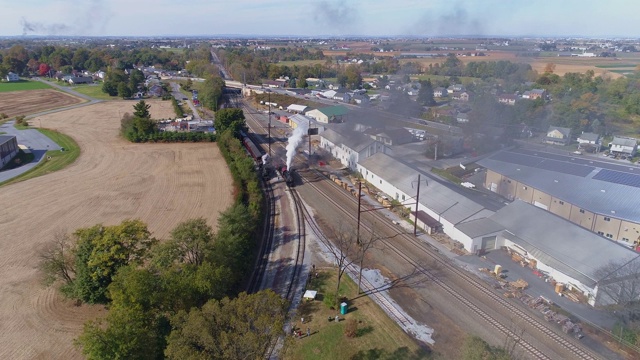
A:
[240, 131, 263, 165]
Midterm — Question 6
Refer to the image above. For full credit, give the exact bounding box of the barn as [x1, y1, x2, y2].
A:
[0, 135, 19, 168]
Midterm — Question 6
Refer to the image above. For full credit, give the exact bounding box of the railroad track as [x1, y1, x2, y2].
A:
[285, 184, 306, 302]
[246, 172, 276, 294]
[298, 168, 601, 360]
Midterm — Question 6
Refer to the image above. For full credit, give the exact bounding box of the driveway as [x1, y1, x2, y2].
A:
[0, 120, 61, 183]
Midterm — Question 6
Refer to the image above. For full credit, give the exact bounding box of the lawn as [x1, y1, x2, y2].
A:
[595, 64, 638, 68]
[0, 80, 51, 92]
[276, 60, 326, 67]
[70, 84, 118, 100]
[281, 268, 431, 360]
[0, 128, 80, 187]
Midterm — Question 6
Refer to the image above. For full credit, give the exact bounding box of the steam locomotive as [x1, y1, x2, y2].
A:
[278, 166, 295, 187]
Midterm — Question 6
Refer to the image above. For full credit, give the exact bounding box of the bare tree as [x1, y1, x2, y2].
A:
[38, 229, 76, 286]
[595, 255, 640, 307]
[503, 318, 526, 359]
[325, 223, 360, 303]
[356, 221, 385, 295]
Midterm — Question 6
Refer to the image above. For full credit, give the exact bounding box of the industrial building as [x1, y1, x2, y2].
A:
[0, 135, 19, 168]
[478, 148, 640, 245]
[456, 200, 640, 306]
[320, 129, 386, 170]
[357, 151, 640, 306]
[305, 105, 348, 124]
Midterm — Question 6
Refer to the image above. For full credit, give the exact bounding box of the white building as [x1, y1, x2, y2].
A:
[455, 200, 640, 306]
[610, 136, 638, 156]
[320, 129, 386, 170]
[6, 72, 19, 82]
[356, 153, 495, 236]
[286, 104, 309, 114]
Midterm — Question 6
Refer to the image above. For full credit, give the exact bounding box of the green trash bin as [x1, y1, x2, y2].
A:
[340, 302, 348, 315]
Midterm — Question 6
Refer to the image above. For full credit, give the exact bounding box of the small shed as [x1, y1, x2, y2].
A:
[411, 210, 442, 234]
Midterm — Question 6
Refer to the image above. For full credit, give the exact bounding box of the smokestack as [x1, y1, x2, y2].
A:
[286, 121, 309, 170]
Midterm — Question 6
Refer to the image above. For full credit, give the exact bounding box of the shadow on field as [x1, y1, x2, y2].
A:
[350, 346, 431, 360]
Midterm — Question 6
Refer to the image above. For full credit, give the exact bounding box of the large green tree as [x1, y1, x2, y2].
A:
[165, 290, 286, 360]
[200, 75, 225, 110]
[133, 100, 151, 118]
[214, 108, 246, 137]
[417, 79, 436, 106]
[72, 219, 156, 304]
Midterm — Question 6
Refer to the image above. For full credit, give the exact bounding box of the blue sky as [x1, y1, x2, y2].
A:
[0, 0, 638, 38]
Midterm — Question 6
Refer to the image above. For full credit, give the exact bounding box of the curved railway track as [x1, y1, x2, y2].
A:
[241, 102, 601, 359]
[299, 169, 602, 360]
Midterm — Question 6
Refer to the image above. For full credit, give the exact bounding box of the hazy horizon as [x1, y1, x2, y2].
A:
[1, 0, 639, 39]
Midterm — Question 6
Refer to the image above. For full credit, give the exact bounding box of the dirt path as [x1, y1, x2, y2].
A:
[0, 100, 233, 359]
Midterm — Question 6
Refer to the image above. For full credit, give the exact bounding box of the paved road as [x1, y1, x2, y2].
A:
[0, 78, 102, 183]
[0, 120, 62, 183]
[169, 82, 201, 120]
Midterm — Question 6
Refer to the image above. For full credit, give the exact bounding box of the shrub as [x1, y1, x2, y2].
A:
[344, 318, 358, 338]
[0, 113, 8, 119]
[323, 292, 337, 309]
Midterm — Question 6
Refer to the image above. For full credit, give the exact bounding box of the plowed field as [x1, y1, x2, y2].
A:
[0, 100, 233, 359]
[0, 89, 84, 118]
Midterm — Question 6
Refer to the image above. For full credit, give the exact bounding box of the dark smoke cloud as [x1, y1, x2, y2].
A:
[410, 3, 484, 36]
[20, 0, 112, 36]
[21, 17, 71, 36]
[312, 1, 359, 33]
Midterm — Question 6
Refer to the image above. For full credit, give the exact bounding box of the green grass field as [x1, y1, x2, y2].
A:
[70, 84, 118, 100]
[276, 60, 326, 66]
[595, 64, 638, 68]
[281, 269, 429, 360]
[0, 128, 80, 187]
[0, 80, 51, 92]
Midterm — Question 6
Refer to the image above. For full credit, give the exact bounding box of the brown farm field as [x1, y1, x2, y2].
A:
[0, 89, 84, 118]
[0, 100, 234, 359]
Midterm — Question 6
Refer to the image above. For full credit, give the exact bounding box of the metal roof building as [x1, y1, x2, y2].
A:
[478, 148, 640, 230]
[454, 200, 640, 305]
[357, 153, 496, 232]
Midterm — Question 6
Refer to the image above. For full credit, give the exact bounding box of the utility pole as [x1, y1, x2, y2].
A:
[308, 118, 312, 164]
[268, 90, 271, 156]
[414, 174, 421, 236]
[356, 181, 362, 245]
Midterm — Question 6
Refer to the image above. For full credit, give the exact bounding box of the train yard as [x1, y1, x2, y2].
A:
[240, 100, 605, 360]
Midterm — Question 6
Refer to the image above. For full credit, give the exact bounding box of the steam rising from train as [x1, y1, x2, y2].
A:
[285, 121, 309, 170]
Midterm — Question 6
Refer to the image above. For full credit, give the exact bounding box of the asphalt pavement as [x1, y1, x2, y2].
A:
[0, 120, 62, 183]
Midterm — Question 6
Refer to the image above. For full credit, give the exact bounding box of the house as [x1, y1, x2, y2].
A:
[433, 87, 447, 98]
[521, 90, 531, 99]
[94, 71, 106, 80]
[148, 84, 164, 97]
[320, 128, 386, 170]
[447, 84, 464, 94]
[68, 76, 93, 85]
[498, 94, 517, 106]
[544, 126, 571, 145]
[529, 89, 546, 100]
[365, 127, 414, 146]
[328, 83, 341, 90]
[610, 136, 638, 157]
[262, 80, 282, 88]
[286, 104, 309, 114]
[407, 88, 420, 96]
[321, 90, 337, 99]
[333, 91, 351, 103]
[6, 72, 19, 82]
[351, 93, 370, 104]
[305, 105, 348, 124]
[577, 132, 601, 151]
[0, 135, 19, 168]
[450, 91, 470, 101]
[456, 112, 470, 123]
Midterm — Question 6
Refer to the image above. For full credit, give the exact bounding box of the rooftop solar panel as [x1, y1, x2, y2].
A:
[490, 151, 594, 177]
[593, 169, 640, 188]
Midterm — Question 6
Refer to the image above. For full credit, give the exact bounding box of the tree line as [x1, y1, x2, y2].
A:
[0, 44, 190, 78]
[40, 107, 276, 359]
[120, 101, 215, 143]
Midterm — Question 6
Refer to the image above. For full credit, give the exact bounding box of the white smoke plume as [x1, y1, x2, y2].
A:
[286, 122, 309, 170]
[262, 153, 270, 164]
